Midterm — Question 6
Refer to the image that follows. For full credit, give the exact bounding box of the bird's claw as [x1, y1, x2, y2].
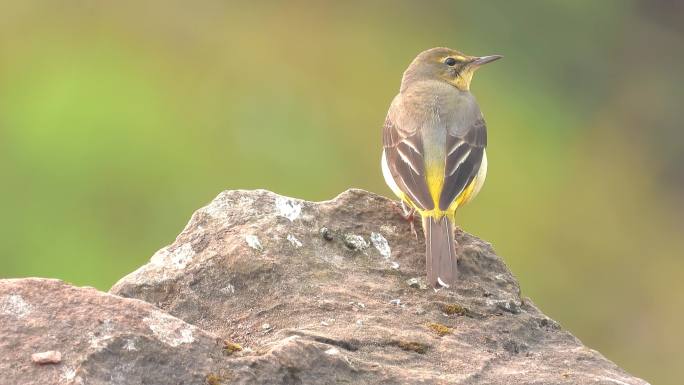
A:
[392, 201, 419, 239]
[408, 219, 418, 239]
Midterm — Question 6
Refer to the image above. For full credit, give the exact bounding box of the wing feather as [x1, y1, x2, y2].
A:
[438, 116, 487, 211]
[382, 115, 434, 210]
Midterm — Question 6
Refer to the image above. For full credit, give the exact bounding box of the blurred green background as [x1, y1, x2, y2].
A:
[1, 1, 682, 383]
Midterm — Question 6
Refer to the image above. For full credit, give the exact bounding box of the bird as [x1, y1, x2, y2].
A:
[381, 47, 501, 288]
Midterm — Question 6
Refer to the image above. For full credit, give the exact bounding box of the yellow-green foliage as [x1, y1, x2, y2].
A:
[206, 374, 222, 385]
[440, 303, 467, 316]
[222, 340, 242, 355]
[427, 323, 451, 336]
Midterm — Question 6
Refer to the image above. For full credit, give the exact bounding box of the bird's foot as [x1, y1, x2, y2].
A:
[392, 201, 418, 239]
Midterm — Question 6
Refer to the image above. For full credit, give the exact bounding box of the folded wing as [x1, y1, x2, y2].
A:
[382, 114, 434, 211]
[439, 116, 487, 211]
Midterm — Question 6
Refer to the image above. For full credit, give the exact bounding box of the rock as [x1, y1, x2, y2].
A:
[0, 278, 226, 385]
[0, 189, 650, 384]
[0, 277, 370, 385]
[107, 189, 648, 385]
[31, 350, 62, 364]
[406, 277, 428, 290]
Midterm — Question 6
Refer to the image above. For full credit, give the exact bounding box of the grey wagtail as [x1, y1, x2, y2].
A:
[381, 47, 501, 288]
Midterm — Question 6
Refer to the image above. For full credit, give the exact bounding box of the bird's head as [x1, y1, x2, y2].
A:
[401, 47, 502, 92]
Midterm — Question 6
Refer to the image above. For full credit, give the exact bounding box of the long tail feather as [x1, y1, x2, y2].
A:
[423, 215, 457, 288]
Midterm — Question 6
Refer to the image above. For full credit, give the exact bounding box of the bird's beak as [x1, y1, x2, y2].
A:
[469, 55, 503, 68]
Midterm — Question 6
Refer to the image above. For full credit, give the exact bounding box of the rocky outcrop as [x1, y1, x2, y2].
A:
[0, 278, 224, 385]
[1, 189, 649, 384]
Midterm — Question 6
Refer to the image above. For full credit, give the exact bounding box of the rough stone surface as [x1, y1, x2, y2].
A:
[31, 350, 62, 364]
[0, 278, 225, 385]
[0, 189, 650, 384]
[109, 189, 647, 385]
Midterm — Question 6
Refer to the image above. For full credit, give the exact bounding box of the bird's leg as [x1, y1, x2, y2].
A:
[392, 201, 418, 239]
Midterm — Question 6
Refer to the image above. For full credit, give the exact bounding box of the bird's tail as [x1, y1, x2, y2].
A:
[423, 215, 458, 288]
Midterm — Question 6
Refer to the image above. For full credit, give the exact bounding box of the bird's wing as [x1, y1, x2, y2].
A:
[438, 116, 487, 211]
[382, 113, 435, 211]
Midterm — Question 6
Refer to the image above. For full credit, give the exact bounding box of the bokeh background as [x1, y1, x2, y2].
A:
[1, 1, 682, 383]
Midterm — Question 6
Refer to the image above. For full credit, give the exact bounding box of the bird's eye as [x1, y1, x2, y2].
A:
[444, 57, 457, 66]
